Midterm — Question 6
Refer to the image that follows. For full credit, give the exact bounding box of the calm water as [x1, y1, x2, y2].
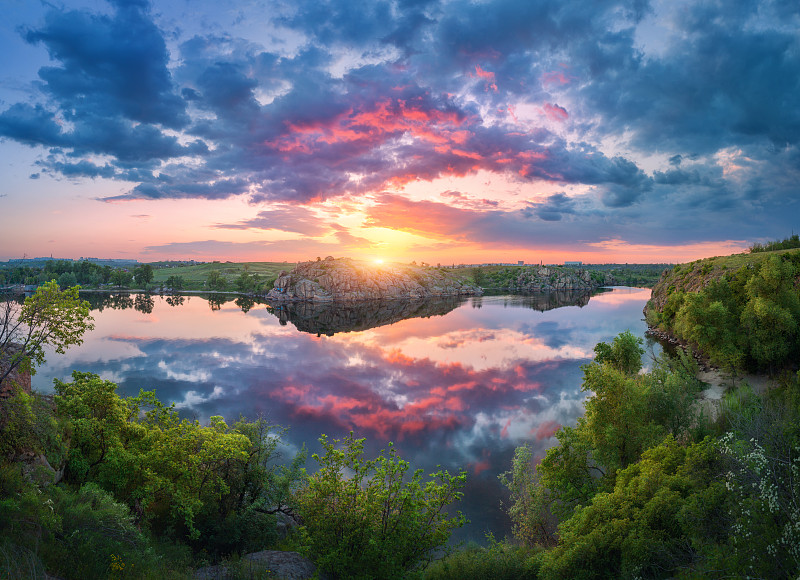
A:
[35, 287, 654, 543]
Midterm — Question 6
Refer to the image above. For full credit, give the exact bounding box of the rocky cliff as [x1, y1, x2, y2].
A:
[265, 258, 482, 302]
[488, 265, 614, 292]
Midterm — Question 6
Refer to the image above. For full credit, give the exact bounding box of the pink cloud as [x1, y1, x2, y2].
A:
[541, 70, 572, 86]
[533, 420, 561, 440]
[473, 65, 498, 92]
[543, 103, 569, 122]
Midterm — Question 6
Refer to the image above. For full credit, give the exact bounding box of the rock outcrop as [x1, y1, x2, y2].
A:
[269, 296, 466, 335]
[0, 345, 32, 399]
[266, 258, 482, 302]
[498, 266, 614, 292]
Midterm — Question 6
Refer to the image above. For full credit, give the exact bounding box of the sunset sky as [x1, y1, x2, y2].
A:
[1, 0, 798, 264]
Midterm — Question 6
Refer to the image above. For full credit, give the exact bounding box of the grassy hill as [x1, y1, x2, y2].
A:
[151, 261, 295, 291]
[646, 247, 800, 373]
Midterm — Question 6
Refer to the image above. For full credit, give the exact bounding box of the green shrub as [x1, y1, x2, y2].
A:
[424, 537, 541, 580]
[296, 433, 467, 579]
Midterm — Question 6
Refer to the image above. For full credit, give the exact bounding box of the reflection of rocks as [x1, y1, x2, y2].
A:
[269, 296, 467, 335]
[475, 289, 605, 312]
[266, 257, 481, 302]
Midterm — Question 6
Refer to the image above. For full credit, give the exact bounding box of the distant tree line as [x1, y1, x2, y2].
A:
[0, 260, 114, 288]
[0, 260, 161, 291]
[750, 233, 800, 253]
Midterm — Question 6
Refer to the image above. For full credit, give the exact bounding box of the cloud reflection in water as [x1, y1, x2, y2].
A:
[36, 287, 652, 542]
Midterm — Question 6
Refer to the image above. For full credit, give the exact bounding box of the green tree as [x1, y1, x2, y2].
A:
[207, 270, 227, 291]
[235, 271, 261, 294]
[54, 372, 293, 543]
[110, 269, 133, 289]
[499, 445, 558, 547]
[540, 438, 727, 580]
[57, 271, 78, 289]
[581, 362, 663, 476]
[165, 274, 185, 291]
[592, 330, 644, 376]
[0, 280, 94, 385]
[296, 433, 467, 578]
[133, 264, 154, 289]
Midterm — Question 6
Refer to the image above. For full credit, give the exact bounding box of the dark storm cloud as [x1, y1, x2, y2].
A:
[0, 0, 654, 209]
[23, 0, 187, 129]
[2, 0, 799, 242]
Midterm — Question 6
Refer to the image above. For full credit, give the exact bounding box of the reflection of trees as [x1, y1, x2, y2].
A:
[134, 293, 154, 314]
[266, 297, 468, 336]
[110, 293, 134, 310]
[235, 296, 255, 313]
[165, 294, 185, 307]
[80, 292, 135, 311]
[207, 293, 232, 311]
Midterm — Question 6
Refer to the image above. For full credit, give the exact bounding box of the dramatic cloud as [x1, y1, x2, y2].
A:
[1, 0, 797, 259]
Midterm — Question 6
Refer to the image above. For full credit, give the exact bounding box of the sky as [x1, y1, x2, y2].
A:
[1, 0, 798, 264]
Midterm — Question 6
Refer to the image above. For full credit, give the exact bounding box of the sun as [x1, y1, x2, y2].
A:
[374, 258, 384, 264]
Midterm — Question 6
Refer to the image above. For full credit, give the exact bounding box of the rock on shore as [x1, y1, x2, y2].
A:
[499, 265, 614, 292]
[265, 257, 482, 302]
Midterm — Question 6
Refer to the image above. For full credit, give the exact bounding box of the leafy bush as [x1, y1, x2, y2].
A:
[296, 433, 467, 579]
[423, 537, 541, 580]
[53, 372, 300, 557]
[539, 438, 727, 580]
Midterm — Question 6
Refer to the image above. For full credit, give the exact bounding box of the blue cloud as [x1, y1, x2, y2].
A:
[2, 0, 800, 244]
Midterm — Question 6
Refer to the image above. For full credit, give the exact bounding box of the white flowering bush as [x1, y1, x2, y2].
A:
[718, 431, 800, 578]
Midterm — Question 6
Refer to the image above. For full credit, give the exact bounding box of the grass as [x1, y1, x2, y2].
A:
[150, 262, 295, 291]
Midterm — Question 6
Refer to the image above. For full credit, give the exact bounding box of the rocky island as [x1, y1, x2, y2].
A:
[265, 257, 482, 302]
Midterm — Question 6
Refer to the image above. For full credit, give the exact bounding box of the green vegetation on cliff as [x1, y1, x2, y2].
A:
[491, 332, 800, 580]
[646, 248, 800, 373]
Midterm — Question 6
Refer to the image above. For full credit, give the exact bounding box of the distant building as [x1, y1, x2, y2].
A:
[518, 260, 525, 266]
[564, 261, 582, 266]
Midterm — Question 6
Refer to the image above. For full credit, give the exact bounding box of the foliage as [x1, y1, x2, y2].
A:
[133, 264, 154, 289]
[0, 390, 66, 468]
[650, 251, 800, 372]
[539, 438, 728, 580]
[503, 333, 704, 547]
[295, 433, 467, 579]
[165, 274, 185, 291]
[713, 382, 800, 578]
[234, 271, 262, 294]
[207, 270, 227, 290]
[498, 445, 558, 547]
[110, 269, 133, 288]
[750, 233, 800, 253]
[0, 259, 114, 288]
[504, 326, 800, 578]
[57, 271, 78, 289]
[592, 330, 644, 375]
[52, 372, 302, 557]
[423, 536, 541, 580]
[0, 280, 94, 383]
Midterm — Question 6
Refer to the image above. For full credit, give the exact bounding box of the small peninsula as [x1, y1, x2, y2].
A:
[265, 257, 482, 301]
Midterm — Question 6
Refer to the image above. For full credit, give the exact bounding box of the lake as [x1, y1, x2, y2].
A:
[35, 287, 654, 543]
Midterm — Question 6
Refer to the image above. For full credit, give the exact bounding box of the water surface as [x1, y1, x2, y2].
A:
[36, 287, 653, 542]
